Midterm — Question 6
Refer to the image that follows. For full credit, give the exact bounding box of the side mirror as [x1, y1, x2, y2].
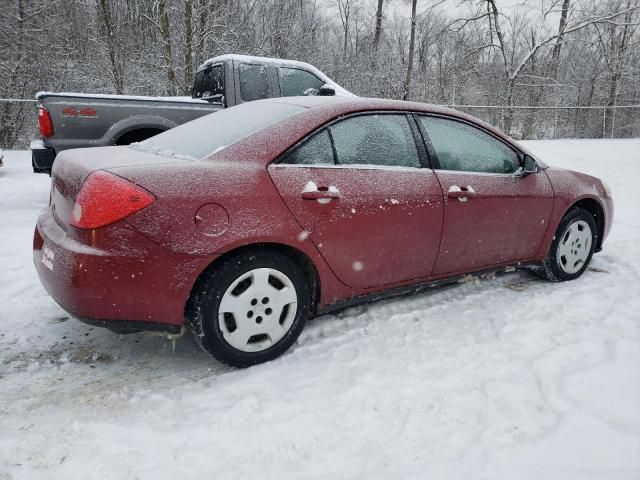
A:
[318, 84, 336, 96]
[522, 154, 537, 176]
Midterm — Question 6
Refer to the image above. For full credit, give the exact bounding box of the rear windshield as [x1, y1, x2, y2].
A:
[193, 64, 225, 102]
[131, 102, 305, 160]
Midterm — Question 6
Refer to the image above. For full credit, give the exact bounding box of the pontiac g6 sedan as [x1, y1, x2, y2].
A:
[34, 96, 613, 367]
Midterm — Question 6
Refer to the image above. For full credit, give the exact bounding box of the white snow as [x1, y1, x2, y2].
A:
[302, 180, 318, 192]
[35, 91, 210, 104]
[29, 140, 44, 150]
[0, 139, 639, 479]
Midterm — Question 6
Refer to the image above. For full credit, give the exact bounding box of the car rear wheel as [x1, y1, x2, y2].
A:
[540, 207, 598, 282]
[187, 250, 312, 367]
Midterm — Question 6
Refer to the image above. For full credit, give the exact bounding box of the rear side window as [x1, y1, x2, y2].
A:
[282, 130, 334, 165]
[329, 114, 420, 168]
[132, 102, 305, 160]
[194, 65, 224, 102]
[419, 116, 518, 174]
[239, 64, 269, 102]
[279, 67, 325, 96]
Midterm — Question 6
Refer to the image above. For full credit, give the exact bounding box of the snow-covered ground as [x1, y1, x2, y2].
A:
[0, 140, 639, 479]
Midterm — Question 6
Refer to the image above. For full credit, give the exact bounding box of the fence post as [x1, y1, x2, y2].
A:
[611, 104, 617, 139]
[554, 107, 559, 139]
[602, 107, 607, 139]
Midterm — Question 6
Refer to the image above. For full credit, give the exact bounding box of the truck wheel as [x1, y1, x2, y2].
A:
[186, 250, 312, 367]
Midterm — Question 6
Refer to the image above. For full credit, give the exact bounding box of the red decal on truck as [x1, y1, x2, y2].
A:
[61, 106, 97, 119]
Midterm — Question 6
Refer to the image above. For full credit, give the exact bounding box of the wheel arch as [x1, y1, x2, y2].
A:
[104, 115, 178, 145]
[185, 242, 322, 319]
[568, 197, 606, 252]
[114, 127, 166, 145]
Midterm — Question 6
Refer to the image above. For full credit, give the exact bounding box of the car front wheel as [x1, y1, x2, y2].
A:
[540, 207, 598, 281]
[187, 250, 312, 367]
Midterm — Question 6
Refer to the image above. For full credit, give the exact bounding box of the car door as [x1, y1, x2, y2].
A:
[277, 66, 325, 96]
[416, 115, 554, 276]
[234, 62, 275, 104]
[268, 113, 444, 290]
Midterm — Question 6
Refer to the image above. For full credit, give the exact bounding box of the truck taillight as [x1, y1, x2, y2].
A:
[38, 106, 54, 137]
[70, 171, 155, 229]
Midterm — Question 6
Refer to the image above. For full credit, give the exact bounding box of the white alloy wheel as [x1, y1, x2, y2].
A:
[218, 268, 298, 352]
[556, 219, 593, 274]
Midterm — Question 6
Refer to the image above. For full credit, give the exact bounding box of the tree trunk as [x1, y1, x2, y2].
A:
[503, 79, 515, 135]
[183, 0, 194, 95]
[402, 0, 417, 100]
[373, 0, 384, 49]
[97, 0, 124, 94]
[604, 3, 631, 137]
[549, 0, 570, 78]
[159, 0, 177, 96]
[336, 0, 350, 60]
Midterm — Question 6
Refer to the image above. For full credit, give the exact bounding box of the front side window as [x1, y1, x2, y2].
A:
[194, 65, 224, 101]
[418, 116, 518, 174]
[329, 114, 420, 168]
[282, 130, 334, 165]
[279, 67, 325, 96]
[239, 63, 269, 102]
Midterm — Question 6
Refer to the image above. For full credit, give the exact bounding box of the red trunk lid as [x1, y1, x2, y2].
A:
[50, 146, 188, 231]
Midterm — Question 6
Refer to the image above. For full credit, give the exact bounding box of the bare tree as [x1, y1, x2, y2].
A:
[96, 0, 125, 94]
[402, 0, 417, 100]
[2, 0, 640, 148]
[336, 0, 352, 60]
[373, 0, 384, 49]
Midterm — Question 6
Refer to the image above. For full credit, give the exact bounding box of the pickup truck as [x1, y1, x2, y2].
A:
[31, 54, 351, 174]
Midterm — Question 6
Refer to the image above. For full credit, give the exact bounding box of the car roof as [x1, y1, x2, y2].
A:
[199, 54, 320, 71]
[258, 96, 485, 127]
[261, 95, 468, 116]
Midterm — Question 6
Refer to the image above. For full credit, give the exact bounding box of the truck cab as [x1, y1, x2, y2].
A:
[193, 54, 342, 106]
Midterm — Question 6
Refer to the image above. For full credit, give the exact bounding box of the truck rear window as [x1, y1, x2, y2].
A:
[130, 101, 305, 160]
[193, 65, 224, 102]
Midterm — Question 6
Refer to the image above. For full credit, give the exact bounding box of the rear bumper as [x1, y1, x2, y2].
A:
[31, 144, 56, 173]
[33, 208, 213, 332]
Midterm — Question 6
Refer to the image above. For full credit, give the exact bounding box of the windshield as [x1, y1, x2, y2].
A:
[131, 101, 306, 160]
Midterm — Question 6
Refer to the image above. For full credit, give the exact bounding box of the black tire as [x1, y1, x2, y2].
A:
[114, 128, 164, 145]
[186, 250, 312, 367]
[540, 207, 598, 282]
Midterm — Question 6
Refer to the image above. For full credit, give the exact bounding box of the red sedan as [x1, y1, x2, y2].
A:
[34, 96, 613, 367]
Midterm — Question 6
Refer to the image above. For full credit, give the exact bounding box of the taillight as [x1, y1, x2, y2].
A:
[70, 171, 155, 229]
[38, 106, 54, 137]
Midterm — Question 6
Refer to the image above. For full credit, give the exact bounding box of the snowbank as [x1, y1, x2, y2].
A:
[0, 140, 638, 479]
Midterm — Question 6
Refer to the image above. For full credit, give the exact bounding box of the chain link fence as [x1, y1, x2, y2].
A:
[1, 98, 639, 150]
[452, 104, 640, 140]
